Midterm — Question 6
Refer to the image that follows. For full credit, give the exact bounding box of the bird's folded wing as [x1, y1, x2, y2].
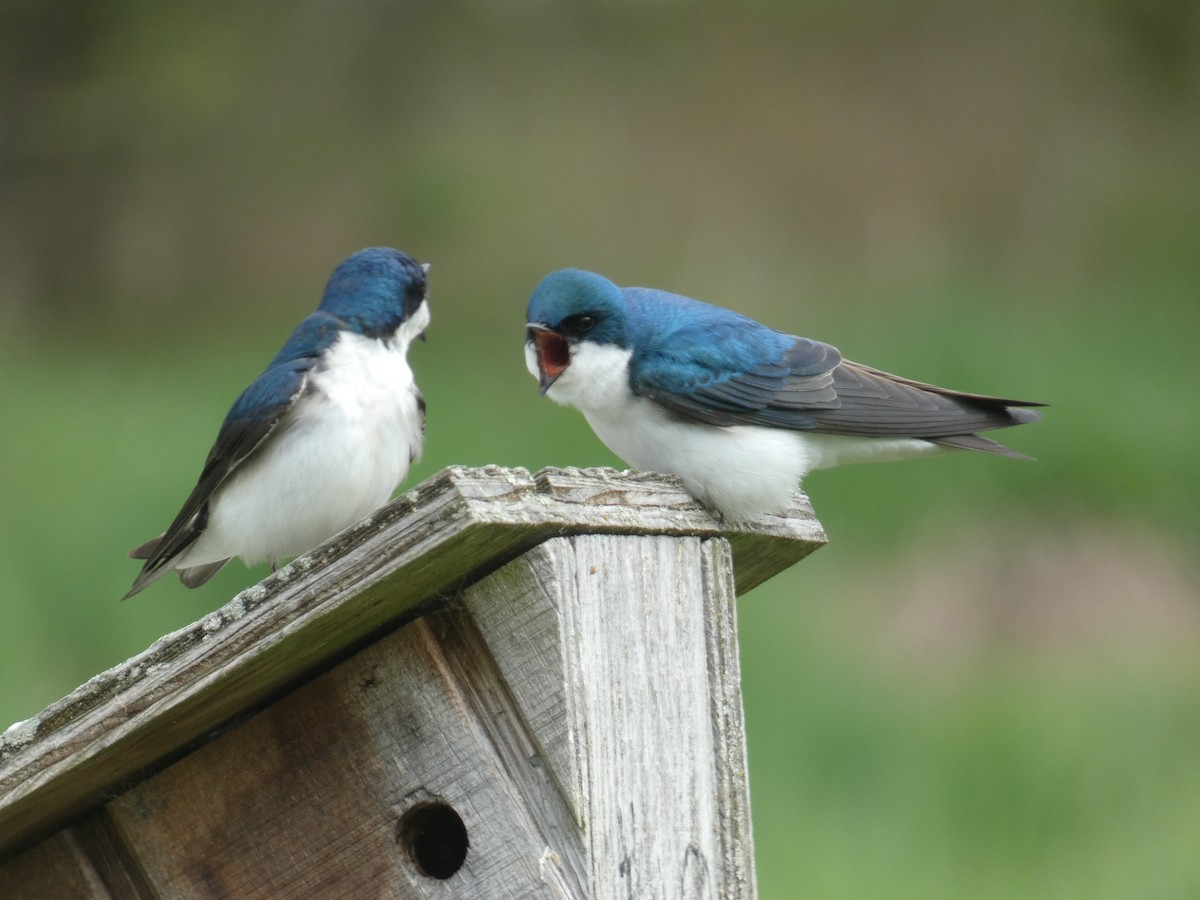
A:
[638, 337, 1043, 438]
[133, 359, 314, 576]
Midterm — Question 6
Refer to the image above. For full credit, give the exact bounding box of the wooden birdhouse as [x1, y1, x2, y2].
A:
[0, 466, 824, 899]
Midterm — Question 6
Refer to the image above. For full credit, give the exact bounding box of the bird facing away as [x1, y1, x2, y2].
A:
[124, 247, 430, 599]
[525, 268, 1044, 522]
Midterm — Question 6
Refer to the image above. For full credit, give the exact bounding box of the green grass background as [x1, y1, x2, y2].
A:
[3, 3, 1199, 896]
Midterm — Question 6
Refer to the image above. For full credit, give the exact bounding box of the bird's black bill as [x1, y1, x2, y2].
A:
[528, 324, 570, 396]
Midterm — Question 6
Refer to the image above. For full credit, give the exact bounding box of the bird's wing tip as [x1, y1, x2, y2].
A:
[1008, 406, 1045, 425]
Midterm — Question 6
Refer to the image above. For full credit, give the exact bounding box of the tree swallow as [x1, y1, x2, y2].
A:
[525, 268, 1044, 522]
[124, 247, 430, 598]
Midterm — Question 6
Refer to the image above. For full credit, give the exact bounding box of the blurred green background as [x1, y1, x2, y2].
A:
[3, 1, 1199, 895]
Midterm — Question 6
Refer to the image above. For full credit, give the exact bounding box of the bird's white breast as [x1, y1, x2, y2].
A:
[530, 340, 941, 521]
[189, 330, 424, 566]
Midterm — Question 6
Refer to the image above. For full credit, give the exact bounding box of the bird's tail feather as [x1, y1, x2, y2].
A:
[128, 533, 165, 560]
[124, 533, 227, 597]
[179, 560, 229, 589]
[930, 433, 1034, 460]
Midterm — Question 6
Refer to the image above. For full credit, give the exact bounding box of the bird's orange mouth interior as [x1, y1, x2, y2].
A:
[533, 329, 570, 379]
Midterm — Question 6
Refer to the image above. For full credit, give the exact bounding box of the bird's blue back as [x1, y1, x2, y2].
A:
[622, 286, 831, 394]
[220, 315, 340, 431]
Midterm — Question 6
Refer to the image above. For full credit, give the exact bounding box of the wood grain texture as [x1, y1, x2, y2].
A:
[64, 809, 158, 899]
[0, 831, 109, 900]
[1, 466, 823, 862]
[463, 536, 757, 899]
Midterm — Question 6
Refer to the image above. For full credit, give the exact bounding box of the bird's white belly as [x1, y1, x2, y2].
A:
[582, 400, 809, 521]
[535, 340, 941, 522]
[184, 333, 423, 567]
[586, 401, 942, 521]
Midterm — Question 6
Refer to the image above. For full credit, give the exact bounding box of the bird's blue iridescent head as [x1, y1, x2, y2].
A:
[527, 267, 630, 343]
[526, 269, 631, 392]
[319, 247, 428, 338]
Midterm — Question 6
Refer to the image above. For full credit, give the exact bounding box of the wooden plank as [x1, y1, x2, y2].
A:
[64, 810, 157, 900]
[430, 604, 591, 894]
[462, 535, 757, 899]
[698, 538, 757, 894]
[457, 534, 583, 817]
[102, 609, 582, 898]
[0, 466, 824, 857]
[0, 831, 110, 900]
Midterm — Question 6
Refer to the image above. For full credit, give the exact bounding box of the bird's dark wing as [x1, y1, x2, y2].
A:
[123, 357, 316, 599]
[637, 335, 843, 424]
[636, 333, 1043, 452]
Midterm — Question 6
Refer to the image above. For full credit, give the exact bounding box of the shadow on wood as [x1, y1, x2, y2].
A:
[0, 466, 825, 899]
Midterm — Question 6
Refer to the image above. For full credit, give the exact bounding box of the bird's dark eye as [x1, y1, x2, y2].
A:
[568, 314, 596, 334]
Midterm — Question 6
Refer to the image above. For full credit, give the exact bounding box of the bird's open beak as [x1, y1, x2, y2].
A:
[527, 323, 569, 396]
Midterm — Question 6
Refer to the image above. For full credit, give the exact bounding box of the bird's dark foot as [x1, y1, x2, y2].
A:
[701, 502, 727, 527]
